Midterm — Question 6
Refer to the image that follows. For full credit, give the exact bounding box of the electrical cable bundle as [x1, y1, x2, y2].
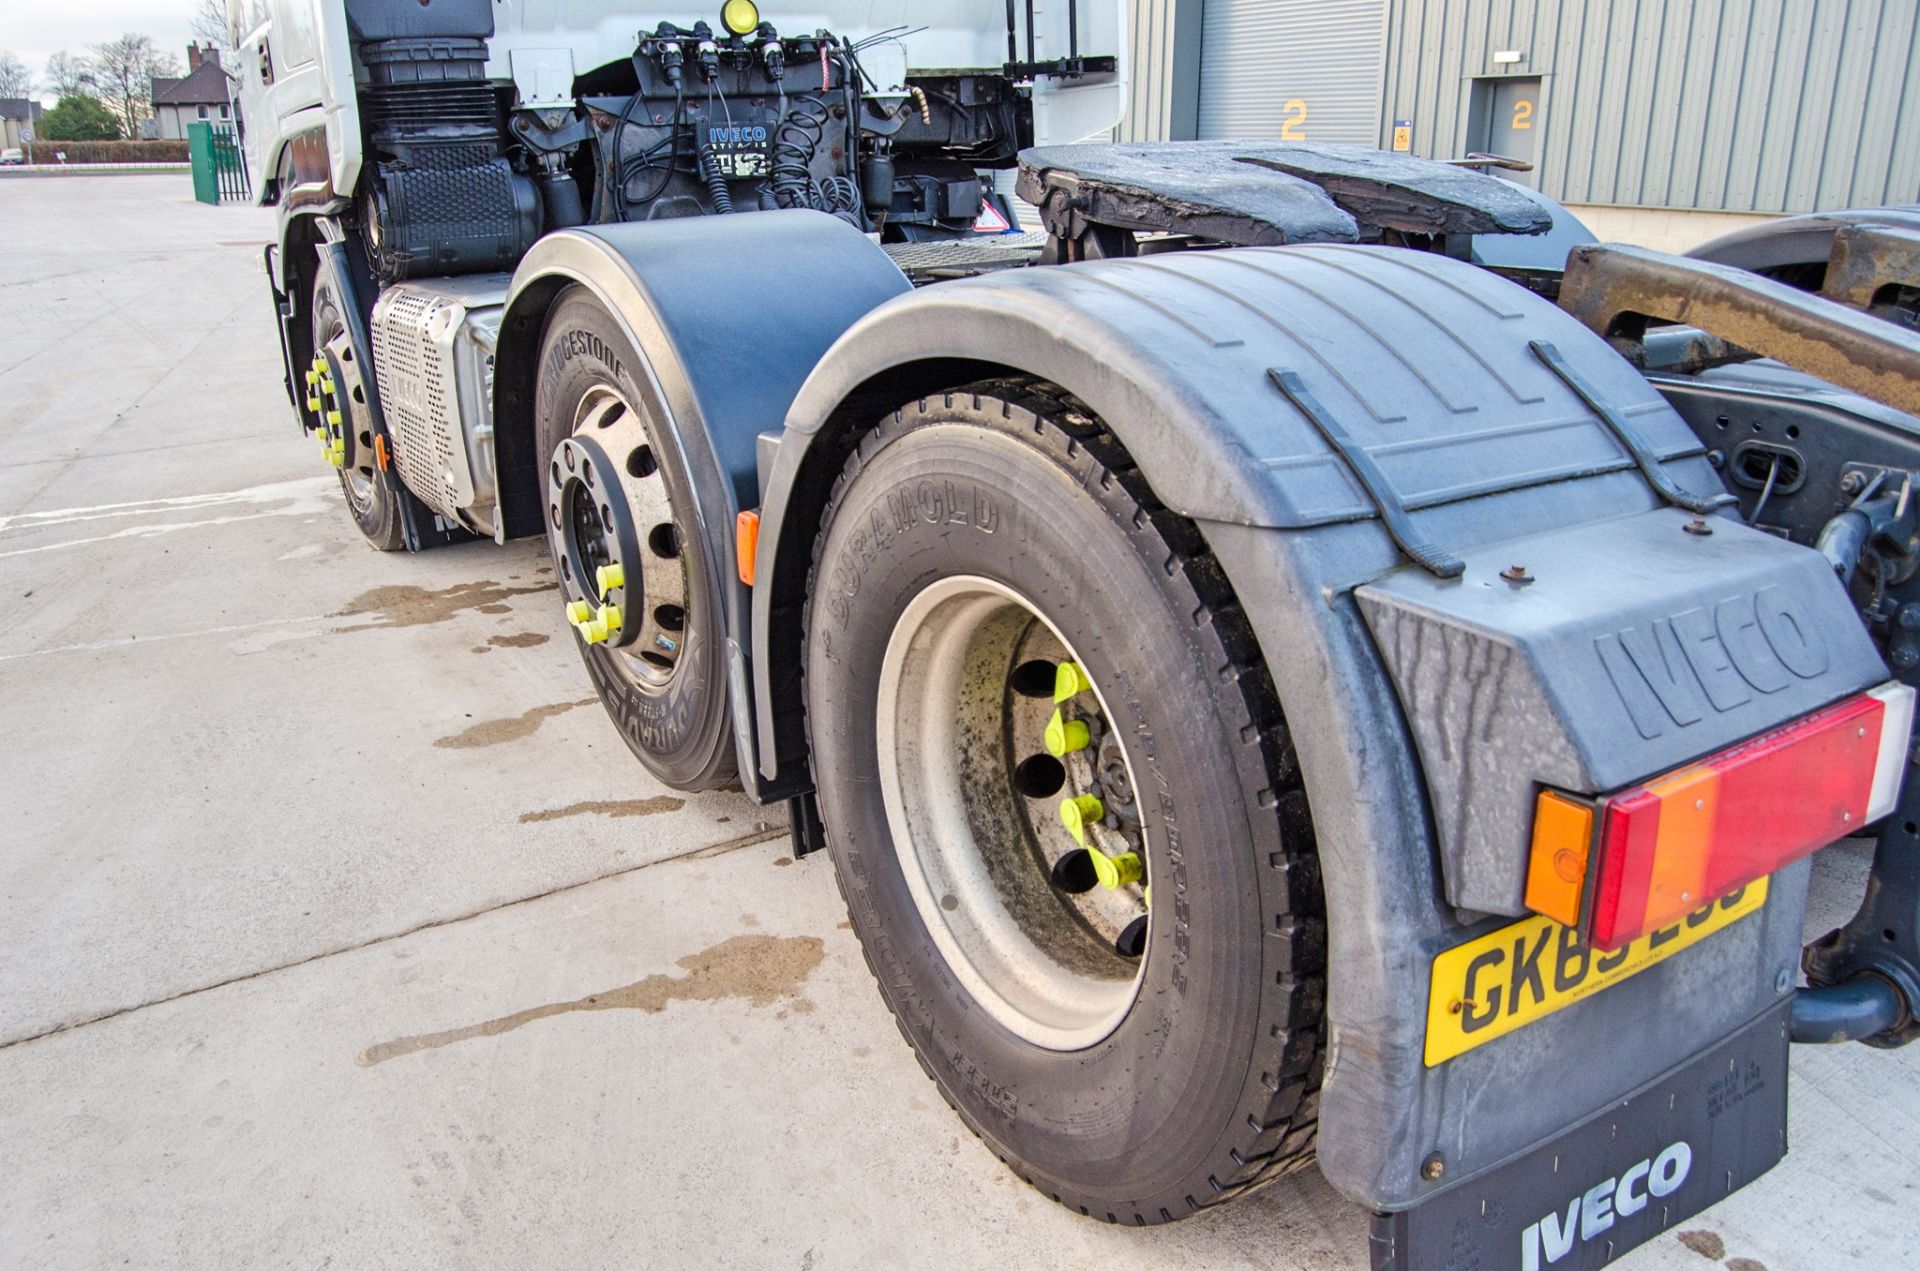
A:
[768, 94, 832, 212]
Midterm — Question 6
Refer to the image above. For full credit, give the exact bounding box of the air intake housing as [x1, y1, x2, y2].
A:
[353, 23, 541, 282]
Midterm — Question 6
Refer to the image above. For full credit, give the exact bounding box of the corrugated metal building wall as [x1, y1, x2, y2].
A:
[1119, 0, 1202, 141]
[1197, 0, 1387, 143]
[1378, 0, 1920, 214]
[1117, 0, 1386, 145]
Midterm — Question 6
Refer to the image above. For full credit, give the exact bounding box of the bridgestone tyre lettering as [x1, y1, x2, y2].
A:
[533, 287, 737, 790]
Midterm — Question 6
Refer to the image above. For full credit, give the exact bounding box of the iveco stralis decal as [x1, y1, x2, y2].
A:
[1519, 1141, 1692, 1270]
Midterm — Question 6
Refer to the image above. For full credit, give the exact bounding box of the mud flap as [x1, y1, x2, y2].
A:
[1369, 998, 1790, 1271]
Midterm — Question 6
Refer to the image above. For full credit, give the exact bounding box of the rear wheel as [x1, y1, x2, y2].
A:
[804, 380, 1326, 1223]
[309, 271, 403, 551]
[533, 287, 737, 790]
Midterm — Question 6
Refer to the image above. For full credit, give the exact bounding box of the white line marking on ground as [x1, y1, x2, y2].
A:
[0, 476, 336, 534]
[0, 614, 337, 664]
[0, 506, 331, 561]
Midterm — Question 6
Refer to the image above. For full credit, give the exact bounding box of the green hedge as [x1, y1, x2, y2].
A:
[27, 140, 191, 164]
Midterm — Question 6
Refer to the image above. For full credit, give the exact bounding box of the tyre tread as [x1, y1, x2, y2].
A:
[802, 375, 1328, 1226]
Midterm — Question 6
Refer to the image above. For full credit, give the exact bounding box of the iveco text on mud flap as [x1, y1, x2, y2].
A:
[1374, 1000, 1790, 1271]
[228, 1, 1920, 1264]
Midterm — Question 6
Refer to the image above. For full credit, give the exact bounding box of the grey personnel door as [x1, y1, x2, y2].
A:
[1482, 76, 1540, 178]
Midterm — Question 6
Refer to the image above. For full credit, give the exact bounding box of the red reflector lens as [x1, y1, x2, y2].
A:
[1588, 694, 1884, 950]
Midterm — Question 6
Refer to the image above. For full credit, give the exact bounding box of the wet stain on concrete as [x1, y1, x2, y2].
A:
[1678, 1231, 1725, 1260]
[773, 857, 793, 868]
[1725, 1261, 1768, 1271]
[332, 581, 550, 631]
[487, 631, 550, 649]
[356, 934, 826, 1066]
[517, 796, 686, 824]
[433, 699, 595, 749]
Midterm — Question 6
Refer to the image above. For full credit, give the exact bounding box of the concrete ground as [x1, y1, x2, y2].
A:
[0, 174, 1915, 1271]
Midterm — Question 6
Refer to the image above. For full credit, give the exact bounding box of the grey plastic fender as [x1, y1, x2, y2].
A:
[492, 211, 908, 796]
[752, 245, 1829, 1210]
[1687, 204, 1920, 278]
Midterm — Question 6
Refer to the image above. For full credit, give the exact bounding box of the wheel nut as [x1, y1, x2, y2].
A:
[1044, 709, 1091, 757]
[1059, 794, 1104, 846]
[1090, 850, 1143, 890]
[1053, 661, 1094, 703]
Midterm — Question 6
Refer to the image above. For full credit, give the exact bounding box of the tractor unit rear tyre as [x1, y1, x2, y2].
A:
[533, 287, 738, 791]
[803, 380, 1327, 1223]
[311, 273, 404, 552]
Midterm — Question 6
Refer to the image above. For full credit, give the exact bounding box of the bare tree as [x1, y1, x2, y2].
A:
[0, 51, 32, 99]
[87, 35, 180, 139]
[190, 0, 234, 52]
[44, 51, 94, 99]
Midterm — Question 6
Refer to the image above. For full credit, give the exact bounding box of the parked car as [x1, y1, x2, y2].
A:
[0, 148, 25, 166]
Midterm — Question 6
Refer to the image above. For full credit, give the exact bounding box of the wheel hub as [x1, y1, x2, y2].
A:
[547, 386, 689, 685]
[303, 351, 349, 470]
[875, 576, 1150, 1051]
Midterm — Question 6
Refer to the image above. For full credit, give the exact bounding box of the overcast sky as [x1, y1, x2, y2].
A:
[5, 1, 202, 98]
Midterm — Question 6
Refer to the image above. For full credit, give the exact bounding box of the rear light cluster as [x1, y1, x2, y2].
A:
[1526, 683, 1915, 950]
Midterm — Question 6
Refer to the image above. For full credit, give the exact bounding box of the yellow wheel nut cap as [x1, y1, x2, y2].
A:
[1054, 661, 1094, 703]
[595, 563, 625, 597]
[1059, 794, 1104, 846]
[565, 600, 593, 626]
[599, 602, 623, 633]
[1091, 850, 1143, 890]
[1044, 709, 1091, 757]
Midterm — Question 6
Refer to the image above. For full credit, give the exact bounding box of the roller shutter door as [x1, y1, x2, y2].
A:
[1197, 0, 1385, 144]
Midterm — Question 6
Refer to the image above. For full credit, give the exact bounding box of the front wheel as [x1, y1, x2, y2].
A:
[309, 271, 404, 551]
[804, 380, 1327, 1223]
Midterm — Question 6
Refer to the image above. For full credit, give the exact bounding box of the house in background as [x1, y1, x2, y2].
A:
[150, 44, 232, 140]
[1, 98, 45, 150]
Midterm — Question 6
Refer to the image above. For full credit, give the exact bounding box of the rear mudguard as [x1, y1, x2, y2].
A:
[750, 244, 1885, 1209]
[492, 211, 909, 798]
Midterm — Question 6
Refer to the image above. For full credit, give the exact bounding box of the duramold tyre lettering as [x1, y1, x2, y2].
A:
[803, 379, 1327, 1224]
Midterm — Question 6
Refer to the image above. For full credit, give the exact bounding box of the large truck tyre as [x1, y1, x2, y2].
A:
[804, 380, 1327, 1222]
[311, 272, 405, 551]
[534, 287, 738, 790]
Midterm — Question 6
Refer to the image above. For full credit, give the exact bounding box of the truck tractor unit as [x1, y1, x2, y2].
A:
[231, 3, 1920, 1266]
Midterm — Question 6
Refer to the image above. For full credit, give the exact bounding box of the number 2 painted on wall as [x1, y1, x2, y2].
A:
[1281, 99, 1308, 141]
[1511, 99, 1534, 130]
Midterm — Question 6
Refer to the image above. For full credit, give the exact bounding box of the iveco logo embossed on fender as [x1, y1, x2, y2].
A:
[1594, 585, 1828, 738]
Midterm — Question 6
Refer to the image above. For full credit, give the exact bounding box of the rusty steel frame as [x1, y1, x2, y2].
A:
[1559, 243, 1920, 418]
[1823, 223, 1920, 310]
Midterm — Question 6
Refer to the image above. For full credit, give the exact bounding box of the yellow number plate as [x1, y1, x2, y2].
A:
[1423, 878, 1769, 1066]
